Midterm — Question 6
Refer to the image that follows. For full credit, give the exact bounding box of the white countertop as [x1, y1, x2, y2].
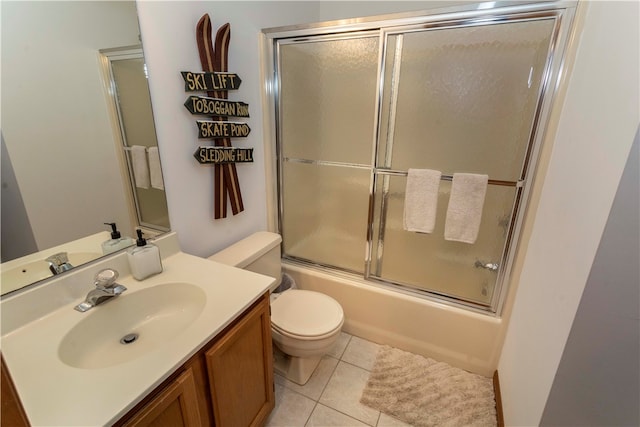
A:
[1, 240, 274, 426]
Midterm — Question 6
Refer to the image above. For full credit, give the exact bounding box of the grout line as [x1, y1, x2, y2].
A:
[328, 403, 379, 427]
[338, 358, 373, 372]
[336, 333, 353, 359]
[275, 382, 316, 401]
[303, 401, 319, 427]
[316, 356, 340, 401]
[376, 411, 382, 427]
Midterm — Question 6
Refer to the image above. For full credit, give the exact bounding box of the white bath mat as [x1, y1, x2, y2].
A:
[360, 345, 497, 427]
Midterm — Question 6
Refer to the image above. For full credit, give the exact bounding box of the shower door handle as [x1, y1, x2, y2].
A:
[474, 260, 499, 272]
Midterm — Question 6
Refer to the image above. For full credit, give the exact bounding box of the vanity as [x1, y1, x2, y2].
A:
[1, 232, 275, 426]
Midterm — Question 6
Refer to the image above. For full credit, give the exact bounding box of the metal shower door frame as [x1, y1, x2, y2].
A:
[265, 1, 578, 316]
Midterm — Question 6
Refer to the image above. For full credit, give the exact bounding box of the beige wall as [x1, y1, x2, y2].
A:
[497, 2, 640, 424]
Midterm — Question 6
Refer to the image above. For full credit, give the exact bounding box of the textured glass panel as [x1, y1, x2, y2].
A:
[279, 37, 379, 164]
[381, 19, 555, 180]
[371, 175, 516, 305]
[281, 162, 370, 273]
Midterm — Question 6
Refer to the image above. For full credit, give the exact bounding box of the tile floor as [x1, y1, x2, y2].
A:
[266, 333, 411, 427]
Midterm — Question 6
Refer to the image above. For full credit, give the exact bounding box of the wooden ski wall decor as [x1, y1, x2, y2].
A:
[182, 14, 252, 219]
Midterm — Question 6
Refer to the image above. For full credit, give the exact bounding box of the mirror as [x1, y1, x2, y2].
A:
[1, 1, 169, 295]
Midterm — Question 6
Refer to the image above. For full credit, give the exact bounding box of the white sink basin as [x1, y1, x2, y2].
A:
[0, 252, 102, 294]
[58, 283, 206, 369]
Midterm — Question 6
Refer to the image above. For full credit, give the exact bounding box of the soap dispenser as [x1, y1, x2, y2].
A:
[127, 229, 163, 280]
[102, 222, 135, 255]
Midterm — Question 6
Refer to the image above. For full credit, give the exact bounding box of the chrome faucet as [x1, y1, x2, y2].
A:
[74, 269, 127, 312]
[46, 252, 74, 275]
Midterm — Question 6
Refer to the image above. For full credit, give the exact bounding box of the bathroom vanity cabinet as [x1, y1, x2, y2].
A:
[116, 292, 275, 427]
[1, 235, 276, 426]
[2, 292, 274, 427]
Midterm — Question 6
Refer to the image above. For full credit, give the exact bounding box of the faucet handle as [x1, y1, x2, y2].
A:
[94, 268, 119, 288]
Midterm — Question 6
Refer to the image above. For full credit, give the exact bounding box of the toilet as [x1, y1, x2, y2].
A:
[208, 231, 344, 385]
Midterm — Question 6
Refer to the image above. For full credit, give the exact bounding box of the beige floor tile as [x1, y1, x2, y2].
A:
[327, 332, 352, 359]
[319, 361, 380, 426]
[306, 404, 370, 427]
[266, 383, 316, 427]
[275, 355, 339, 401]
[377, 413, 413, 427]
[341, 336, 380, 371]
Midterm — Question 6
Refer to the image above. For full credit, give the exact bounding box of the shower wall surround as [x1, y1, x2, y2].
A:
[266, 2, 578, 314]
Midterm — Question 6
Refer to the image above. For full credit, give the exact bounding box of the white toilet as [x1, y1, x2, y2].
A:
[208, 231, 344, 385]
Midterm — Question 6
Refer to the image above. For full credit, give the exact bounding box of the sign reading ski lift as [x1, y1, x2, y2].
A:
[181, 71, 242, 91]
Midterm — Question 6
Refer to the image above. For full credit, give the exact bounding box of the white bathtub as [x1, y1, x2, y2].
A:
[283, 261, 504, 377]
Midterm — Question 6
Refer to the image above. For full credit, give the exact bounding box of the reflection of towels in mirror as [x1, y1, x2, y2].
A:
[131, 145, 150, 189]
[148, 147, 164, 190]
[444, 173, 488, 244]
[403, 169, 442, 233]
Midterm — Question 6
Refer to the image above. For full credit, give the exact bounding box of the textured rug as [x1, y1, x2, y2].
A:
[360, 345, 497, 427]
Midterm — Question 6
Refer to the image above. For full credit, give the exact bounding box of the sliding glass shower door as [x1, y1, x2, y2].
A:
[274, 5, 573, 313]
[371, 19, 557, 306]
[278, 35, 379, 273]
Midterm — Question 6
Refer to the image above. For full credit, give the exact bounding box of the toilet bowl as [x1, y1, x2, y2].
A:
[208, 232, 344, 385]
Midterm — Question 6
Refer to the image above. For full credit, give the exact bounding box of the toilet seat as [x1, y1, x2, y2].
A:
[271, 290, 344, 339]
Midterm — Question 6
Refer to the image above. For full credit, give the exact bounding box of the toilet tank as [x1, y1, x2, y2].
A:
[208, 232, 282, 290]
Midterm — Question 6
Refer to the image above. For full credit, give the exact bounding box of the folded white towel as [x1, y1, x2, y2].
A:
[131, 145, 150, 189]
[444, 173, 488, 244]
[148, 146, 165, 190]
[403, 169, 442, 233]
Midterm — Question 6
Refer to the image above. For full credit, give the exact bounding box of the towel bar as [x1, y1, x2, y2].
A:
[283, 157, 524, 187]
[379, 170, 524, 188]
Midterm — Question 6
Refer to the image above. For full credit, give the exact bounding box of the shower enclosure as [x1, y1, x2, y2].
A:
[266, 2, 576, 314]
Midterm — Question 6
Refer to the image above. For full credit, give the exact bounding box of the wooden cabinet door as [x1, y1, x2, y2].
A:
[1, 355, 30, 427]
[123, 367, 203, 427]
[205, 294, 274, 427]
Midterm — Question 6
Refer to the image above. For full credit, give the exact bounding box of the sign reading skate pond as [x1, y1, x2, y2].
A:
[197, 120, 251, 138]
[194, 147, 254, 164]
[185, 96, 249, 117]
[181, 71, 242, 91]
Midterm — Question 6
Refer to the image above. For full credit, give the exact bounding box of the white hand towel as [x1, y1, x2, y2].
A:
[403, 169, 442, 233]
[444, 173, 488, 244]
[148, 146, 165, 190]
[131, 145, 150, 189]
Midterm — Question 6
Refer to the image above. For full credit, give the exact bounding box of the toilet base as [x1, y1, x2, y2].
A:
[273, 347, 322, 385]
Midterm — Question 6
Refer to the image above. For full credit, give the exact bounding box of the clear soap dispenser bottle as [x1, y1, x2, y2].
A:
[127, 229, 163, 280]
[102, 222, 135, 255]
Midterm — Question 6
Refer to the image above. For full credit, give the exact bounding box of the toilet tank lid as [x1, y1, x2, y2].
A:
[208, 231, 281, 268]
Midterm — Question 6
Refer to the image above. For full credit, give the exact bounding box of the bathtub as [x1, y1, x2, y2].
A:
[283, 261, 504, 377]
